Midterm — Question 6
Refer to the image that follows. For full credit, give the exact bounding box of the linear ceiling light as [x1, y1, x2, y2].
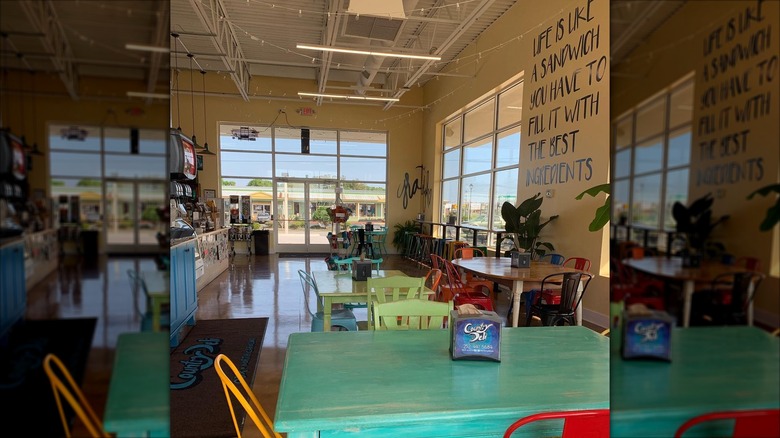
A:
[125, 43, 170, 53]
[127, 91, 170, 99]
[298, 92, 399, 102]
[296, 44, 440, 61]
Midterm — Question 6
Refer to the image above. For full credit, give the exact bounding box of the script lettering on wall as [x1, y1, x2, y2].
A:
[694, 0, 775, 187]
[397, 165, 432, 210]
[524, 0, 606, 187]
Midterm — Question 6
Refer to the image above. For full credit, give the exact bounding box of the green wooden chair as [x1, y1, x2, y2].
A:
[366, 276, 426, 328]
[373, 299, 453, 330]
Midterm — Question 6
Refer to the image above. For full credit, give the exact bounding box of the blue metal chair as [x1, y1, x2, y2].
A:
[297, 270, 358, 332]
[540, 253, 565, 265]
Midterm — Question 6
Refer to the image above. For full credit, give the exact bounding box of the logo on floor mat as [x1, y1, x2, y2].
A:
[171, 338, 223, 390]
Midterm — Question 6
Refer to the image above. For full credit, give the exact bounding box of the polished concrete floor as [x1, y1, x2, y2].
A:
[25, 254, 161, 437]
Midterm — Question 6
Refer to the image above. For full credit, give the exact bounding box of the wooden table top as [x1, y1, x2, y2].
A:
[611, 326, 780, 437]
[451, 257, 583, 282]
[275, 327, 609, 437]
[313, 270, 409, 296]
[103, 332, 170, 435]
[624, 256, 746, 283]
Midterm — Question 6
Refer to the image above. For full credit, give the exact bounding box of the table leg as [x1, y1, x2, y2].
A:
[323, 297, 332, 332]
[682, 280, 694, 328]
[576, 281, 583, 326]
[511, 280, 523, 327]
[747, 281, 755, 326]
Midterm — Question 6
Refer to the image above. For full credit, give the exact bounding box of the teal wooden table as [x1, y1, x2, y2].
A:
[103, 332, 170, 437]
[611, 326, 780, 437]
[275, 326, 609, 437]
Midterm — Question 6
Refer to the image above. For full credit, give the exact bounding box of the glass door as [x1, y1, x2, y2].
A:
[274, 179, 336, 253]
[104, 179, 166, 253]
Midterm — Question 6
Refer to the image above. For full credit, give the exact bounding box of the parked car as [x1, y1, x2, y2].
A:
[256, 211, 271, 223]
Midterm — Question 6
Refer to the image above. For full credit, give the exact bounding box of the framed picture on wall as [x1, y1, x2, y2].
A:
[197, 154, 204, 171]
[204, 189, 216, 200]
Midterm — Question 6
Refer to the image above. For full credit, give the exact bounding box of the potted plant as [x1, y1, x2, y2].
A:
[671, 193, 729, 267]
[575, 183, 611, 231]
[392, 220, 419, 253]
[501, 193, 559, 267]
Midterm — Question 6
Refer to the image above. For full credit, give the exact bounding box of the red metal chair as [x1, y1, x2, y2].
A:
[503, 409, 610, 438]
[563, 256, 591, 272]
[430, 254, 494, 311]
[610, 257, 666, 310]
[453, 247, 495, 299]
[674, 409, 780, 438]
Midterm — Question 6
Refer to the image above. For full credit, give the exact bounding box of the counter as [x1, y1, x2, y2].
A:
[1, 236, 26, 339]
[24, 229, 58, 291]
[194, 228, 229, 292]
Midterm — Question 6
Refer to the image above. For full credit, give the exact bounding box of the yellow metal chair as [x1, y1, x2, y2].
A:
[373, 298, 454, 330]
[43, 353, 110, 438]
[214, 353, 281, 438]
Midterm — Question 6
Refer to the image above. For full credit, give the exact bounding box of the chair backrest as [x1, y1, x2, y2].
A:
[711, 271, 766, 312]
[43, 353, 110, 438]
[453, 247, 485, 260]
[674, 409, 780, 438]
[430, 253, 467, 294]
[503, 409, 610, 438]
[127, 269, 146, 317]
[333, 257, 353, 272]
[370, 257, 383, 273]
[563, 256, 591, 272]
[367, 276, 425, 304]
[735, 256, 761, 271]
[373, 298, 453, 330]
[424, 268, 443, 301]
[542, 271, 594, 315]
[541, 253, 566, 265]
[214, 354, 282, 438]
[297, 270, 319, 317]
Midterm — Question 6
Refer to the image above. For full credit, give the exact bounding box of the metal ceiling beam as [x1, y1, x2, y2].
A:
[18, 0, 79, 99]
[315, 0, 342, 106]
[383, 0, 497, 110]
[145, 1, 170, 104]
[187, 0, 250, 101]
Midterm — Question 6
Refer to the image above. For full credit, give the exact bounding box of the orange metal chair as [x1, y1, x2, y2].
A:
[674, 409, 780, 438]
[424, 268, 443, 301]
[503, 409, 610, 438]
[214, 353, 282, 438]
[43, 353, 110, 438]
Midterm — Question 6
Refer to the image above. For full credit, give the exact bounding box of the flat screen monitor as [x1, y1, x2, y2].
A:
[169, 129, 197, 180]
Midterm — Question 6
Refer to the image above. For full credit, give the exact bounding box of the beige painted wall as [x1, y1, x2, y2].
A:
[3, 72, 169, 198]
[421, 0, 612, 319]
[612, 0, 780, 325]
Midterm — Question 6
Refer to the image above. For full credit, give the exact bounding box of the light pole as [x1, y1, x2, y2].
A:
[467, 184, 473, 222]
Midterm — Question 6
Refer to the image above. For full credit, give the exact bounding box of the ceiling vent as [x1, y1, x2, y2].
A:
[343, 15, 404, 42]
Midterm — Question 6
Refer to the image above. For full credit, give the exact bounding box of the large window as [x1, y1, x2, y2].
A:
[220, 126, 387, 224]
[440, 80, 523, 248]
[611, 76, 693, 248]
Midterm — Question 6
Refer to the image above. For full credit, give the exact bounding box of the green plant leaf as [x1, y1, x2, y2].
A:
[575, 183, 610, 200]
[746, 184, 780, 231]
[588, 199, 611, 232]
[517, 193, 543, 217]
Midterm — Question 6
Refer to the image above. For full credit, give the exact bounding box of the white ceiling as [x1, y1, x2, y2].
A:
[0, 0, 688, 106]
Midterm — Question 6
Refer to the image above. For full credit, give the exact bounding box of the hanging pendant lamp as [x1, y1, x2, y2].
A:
[171, 32, 182, 132]
[198, 69, 215, 156]
[187, 52, 201, 148]
[29, 71, 43, 156]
